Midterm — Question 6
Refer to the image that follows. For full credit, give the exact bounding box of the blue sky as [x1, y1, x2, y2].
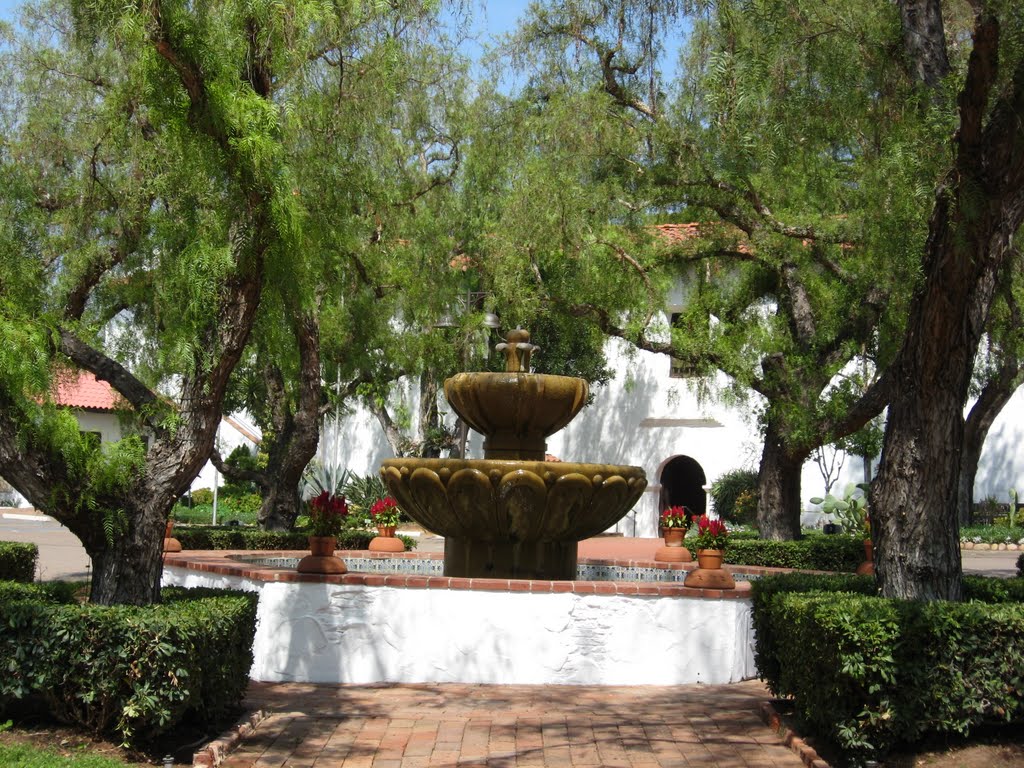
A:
[0, 1, 534, 36]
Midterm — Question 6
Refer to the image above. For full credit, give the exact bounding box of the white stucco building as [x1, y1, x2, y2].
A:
[324, 330, 1024, 537]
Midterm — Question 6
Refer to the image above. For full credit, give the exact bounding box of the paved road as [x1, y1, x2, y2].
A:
[0, 509, 91, 581]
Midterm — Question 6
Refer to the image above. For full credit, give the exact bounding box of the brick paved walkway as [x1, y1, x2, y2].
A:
[218, 679, 806, 767]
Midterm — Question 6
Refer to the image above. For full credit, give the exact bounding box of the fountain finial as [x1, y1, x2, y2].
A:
[495, 328, 539, 373]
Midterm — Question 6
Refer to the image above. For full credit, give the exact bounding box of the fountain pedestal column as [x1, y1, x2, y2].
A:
[444, 537, 578, 580]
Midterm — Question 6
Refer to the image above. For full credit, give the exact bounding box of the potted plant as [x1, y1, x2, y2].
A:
[691, 514, 729, 564]
[297, 490, 349, 573]
[370, 496, 402, 536]
[683, 514, 735, 589]
[655, 505, 693, 562]
[659, 506, 691, 545]
[368, 496, 406, 552]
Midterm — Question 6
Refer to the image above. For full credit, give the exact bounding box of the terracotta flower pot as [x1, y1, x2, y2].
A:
[369, 526, 405, 552]
[654, 527, 691, 562]
[663, 528, 685, 547]
[684, 548, 735, 589]
[163, 520, 182, 553]
[696, 548, 724, 570]
[297, 535, 347, 574]
[856, 539, 874, 575]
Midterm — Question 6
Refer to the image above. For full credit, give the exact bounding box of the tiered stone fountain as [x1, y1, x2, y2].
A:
[381, 329, 647, 580]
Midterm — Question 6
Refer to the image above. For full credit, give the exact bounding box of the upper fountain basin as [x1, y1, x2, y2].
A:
[444, 372, 589, 460]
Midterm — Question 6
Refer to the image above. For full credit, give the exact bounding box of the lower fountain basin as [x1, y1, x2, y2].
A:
[161, 548, 758, 686]
[381, 458, 647, 579]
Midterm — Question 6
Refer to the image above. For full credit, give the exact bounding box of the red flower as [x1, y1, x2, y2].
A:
[370, 496, 401, 526]
[693, 514, 729, 549]
[309, 491, 348, 536]
[660, 506, 690, 528]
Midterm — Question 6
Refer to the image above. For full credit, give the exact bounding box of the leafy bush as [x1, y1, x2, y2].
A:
[0, 579, 80, 605]
[0, 541, 38, 582]
[174, 525, 417, 551]
[960, 524, 1024, 544]
[0, 584, 257, 746]
[709, 469, 758, 524]
[751, 573, 1024, 763]
[972, 496, 1006, 525]
[343, 473, 389, 514]
[749, 572, 876, 694]
[188, 488, 214, 505]
[171, 495, 260, 525]
[725, 535, 865, 571]
[220, 445, 261, 497]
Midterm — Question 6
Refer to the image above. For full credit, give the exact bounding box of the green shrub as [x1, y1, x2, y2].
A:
[0, 584, 257, 746]
[725, 535, 864, 571]
[750, 572, 876, 694]
[0, 579, 80, 605]
[171, 495, 260, 525]
[173, 526, 416, 551]
[0, 541, 38, 582]
[751, 573, 1024, 763]
[189, 488, 214, 505]
[709, 469, 759, 524]
[960, 524, 1024, 544]
[175, 527, 309, 550]
[220, 445, 261, 498]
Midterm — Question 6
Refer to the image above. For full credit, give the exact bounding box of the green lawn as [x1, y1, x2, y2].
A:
[0, 743, 132, 767]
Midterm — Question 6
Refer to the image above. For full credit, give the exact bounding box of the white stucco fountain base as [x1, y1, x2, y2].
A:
[162, 550, 758, 686]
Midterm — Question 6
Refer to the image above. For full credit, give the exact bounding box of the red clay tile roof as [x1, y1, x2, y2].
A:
[52, 371, 122, 411]
[651, 222, 753, 253]
[651, 223, 703, 244]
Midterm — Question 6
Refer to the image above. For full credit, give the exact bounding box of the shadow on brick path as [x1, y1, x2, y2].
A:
[217, 679, 809, 767]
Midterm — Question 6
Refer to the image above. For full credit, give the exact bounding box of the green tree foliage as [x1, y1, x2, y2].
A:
[491, 0, 942, 539]
[0, 0, 414, 602]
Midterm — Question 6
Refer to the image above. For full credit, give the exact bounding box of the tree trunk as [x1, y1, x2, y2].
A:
[86, 503, 166, 605]
[957, 360, 1021, 526]
[870, 4, 1024, 601]
[756, 422, 804, 540]
[418, 370, 442, 459]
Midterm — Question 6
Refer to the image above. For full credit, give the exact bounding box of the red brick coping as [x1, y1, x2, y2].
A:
[157, 549, 811, 599]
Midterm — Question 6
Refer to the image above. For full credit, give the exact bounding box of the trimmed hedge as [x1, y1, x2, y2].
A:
[960, 524, 1024, 545]
[0, 583, 258, 747]
[0, 541, 38, 582]
[174, 526, 416, 551]
[725, 535, 865, 571]
[751, 573, 1024, 763]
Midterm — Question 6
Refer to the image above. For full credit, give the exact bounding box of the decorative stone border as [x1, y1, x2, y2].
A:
[192, 709, 267, 767]
[961, 541, 1023, 550]
[759, 700, 832, 768]
[161, 549, 804, 599]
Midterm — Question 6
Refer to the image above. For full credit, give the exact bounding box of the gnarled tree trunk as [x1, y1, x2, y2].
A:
[956, 358, 1021, 526]
[870, 4, 1024, 601]
[756, 421, 805, 540]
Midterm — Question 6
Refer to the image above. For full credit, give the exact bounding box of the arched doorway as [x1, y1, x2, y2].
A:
[659, 455, 707, 516]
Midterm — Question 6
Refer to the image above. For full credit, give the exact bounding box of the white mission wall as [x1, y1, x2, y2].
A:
[322, 334, 1024, 532]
